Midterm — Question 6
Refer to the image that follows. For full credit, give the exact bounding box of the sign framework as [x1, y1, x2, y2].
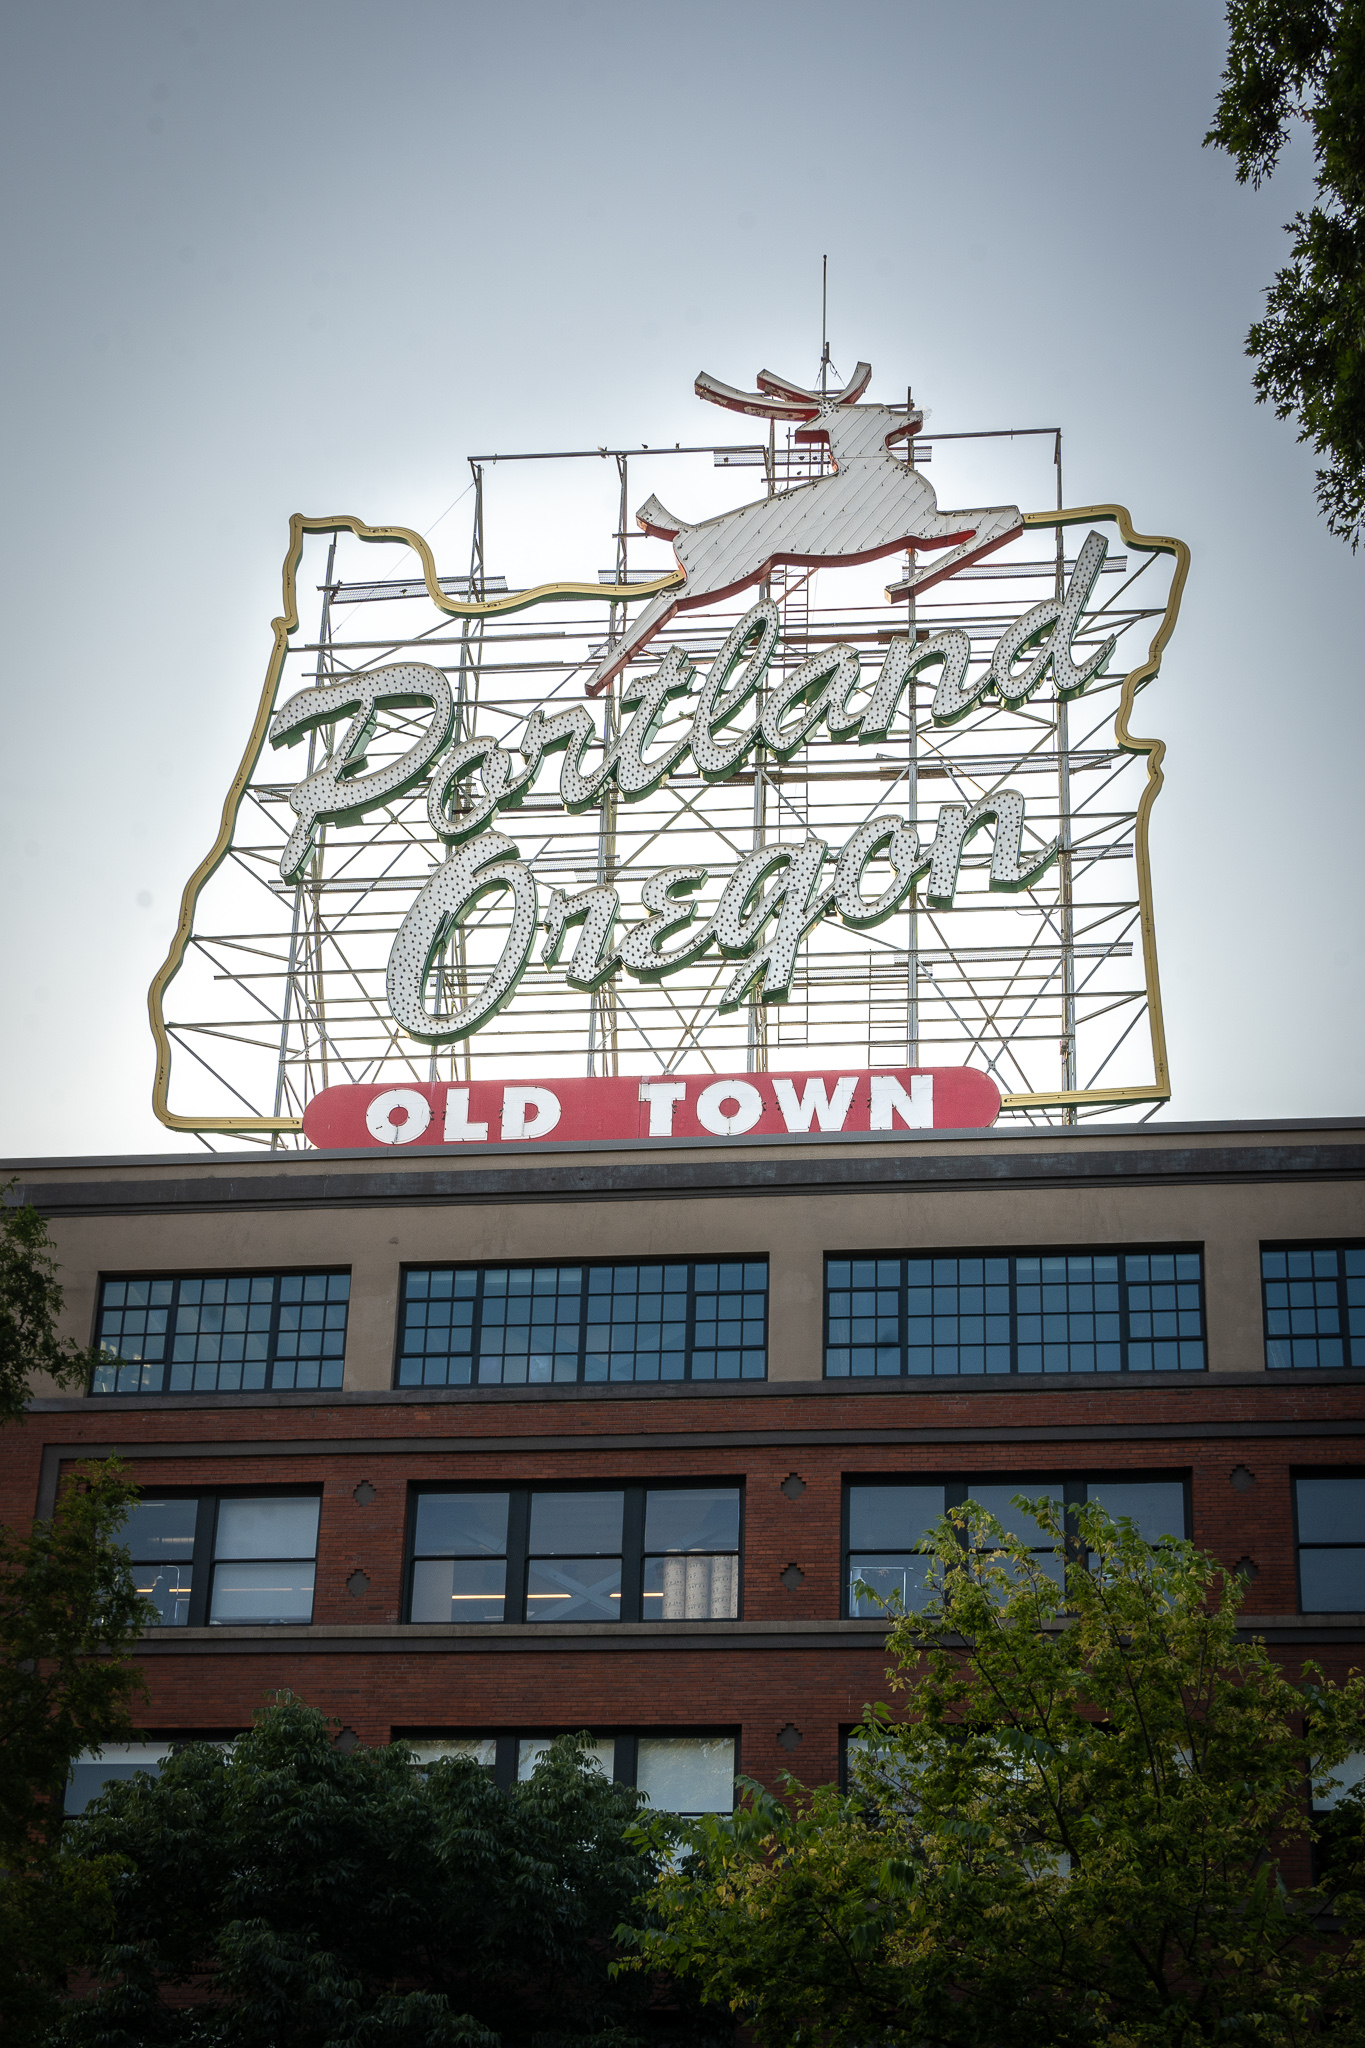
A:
[148, 367, 1188, 1144]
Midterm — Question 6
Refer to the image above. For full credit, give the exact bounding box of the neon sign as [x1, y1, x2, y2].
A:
[270, 535, 1111, 1045]
[147, 357, 1191, 1138]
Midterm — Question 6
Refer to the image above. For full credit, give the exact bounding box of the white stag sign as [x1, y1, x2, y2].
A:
[585, 362, 1022, 695]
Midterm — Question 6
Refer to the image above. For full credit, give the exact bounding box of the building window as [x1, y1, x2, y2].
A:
[116, 1493, 320, 1626]
[844, 1474, 1188, 1616]
[1263, 1247, 1365, 1368]
[399, 1730, 736, 1812]
[121, 1497, 198, 1625]
[91, 1272, 351, 1395]
[396, 1260, 768, 1387]
[1296, 1475, 1365, 1612]
[66, 1742, 173, 1815]
[407, 1483, 741, 1624]
[824, 1250, 1206, 1378]
[209, 1497, 319, 1625]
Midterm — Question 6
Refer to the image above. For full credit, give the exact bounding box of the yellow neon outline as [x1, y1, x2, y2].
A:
[998, 504, 1187, 1113]
[149, 506, 1186, 1136]
[148, 513, 681, 1134]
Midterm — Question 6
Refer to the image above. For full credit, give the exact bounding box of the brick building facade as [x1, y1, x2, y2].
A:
[6, 1114, 1364, 1808]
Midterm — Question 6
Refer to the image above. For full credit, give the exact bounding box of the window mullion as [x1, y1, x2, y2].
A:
[685, 1261, 697, 1384]
[899, 1254, 907, 1375]
[576, 1266, 588, 1385]
[266, 1278, 283, 1392]
[163, 1276, 182, 1396]
[505, 1490, 531, 1624]
[1008, 1255, 1018, 1375]
[188, 1495, 216, 1629]
[621, 1486, 645, 1623]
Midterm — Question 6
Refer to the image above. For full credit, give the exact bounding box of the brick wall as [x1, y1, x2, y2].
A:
[11, 1373, 1364, 1792]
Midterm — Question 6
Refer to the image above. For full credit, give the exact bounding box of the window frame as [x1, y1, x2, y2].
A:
[841, 1470, 1192, 1618]
[89, 1268, 353, 1397]
[1293, 1467, 1365, 1614]
[823, 1245, 1208, 1379]
[119, 1485, 323, 1628]
[393, 1257, 770, 1389]
[1261, 1242, 1365, 1370]
[404, 1479, 745, 1626]
[391, 1724, 741, 1806]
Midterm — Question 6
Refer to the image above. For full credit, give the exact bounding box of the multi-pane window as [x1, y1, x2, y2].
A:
[115, 1493, 320, 1626]
[400, 1730, 736, 1812]
[407, 1483, 741, 1624]
[210, 1497, 319, 1625]
[66, 1743, 172, 1814]
[825, 1251, 1206, 1377]
[121, 1498, 197, 1625]
[396, 1260, 767, 1387]
[1296, 1475, 1365, 1612]
[844, 1475, 1188, 1615]
[67, 1735, 736, 1820]
[92, 1273, 351, 1395]
[1263, 1247, 1365, 1368]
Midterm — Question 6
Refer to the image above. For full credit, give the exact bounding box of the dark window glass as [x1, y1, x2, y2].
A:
[824, 1250, 1205, 1378]
[409, 1483, 742, 1624]
[65, 1744, 172, 1814]
[643, 1486, 741, 1620]
[847, 1482, 946, 1615]
[411, 1492, 510, 1624]
[1085, 1479, 1186, 1545]
[1263, 1246, 1365, 1369]
[526, 1491, 624, 1624]
[209, 1497, 318, 1625]
[92, 1272, 350, 1395]
[965, 1485, 1066, 1588]
[397, 1260, 767, 1387]
[1297, 1475, 1365, 1612]
[401, 1731, 737, 1812]
[843, 1475, 1188, 1616]
[120, 1498, 197, 1626]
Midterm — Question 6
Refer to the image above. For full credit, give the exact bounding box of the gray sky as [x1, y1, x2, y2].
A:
[1, 0, 1359, 1157]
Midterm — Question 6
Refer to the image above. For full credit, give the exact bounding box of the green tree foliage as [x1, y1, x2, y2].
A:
[0, 1462, 152, 2041]
[0, 1182, 102, 1424]
[54, 1698, 710, 2048]
[1206, 0, 1365, 547]
[627, 1502, 1365, 2048]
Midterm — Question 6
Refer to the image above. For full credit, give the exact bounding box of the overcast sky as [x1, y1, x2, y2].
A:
[1, 0, 1359, 1158]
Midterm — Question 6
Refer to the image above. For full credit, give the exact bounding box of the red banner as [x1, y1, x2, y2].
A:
[301, 1066, 1000, 1150]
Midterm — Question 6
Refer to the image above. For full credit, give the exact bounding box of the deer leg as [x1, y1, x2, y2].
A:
[584, 584, 686, 698]
[885, 506, 1023, 601]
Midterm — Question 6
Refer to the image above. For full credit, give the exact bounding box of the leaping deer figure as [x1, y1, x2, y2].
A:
[585, 362, 1023, 696]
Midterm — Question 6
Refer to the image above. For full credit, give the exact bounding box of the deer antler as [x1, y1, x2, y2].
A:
[694, 371, 820, 422]
[758, 364, 873, 406]
[835, 362, 873, 404]
[755, 369, 822, 404]
[697, 365, 876, 419]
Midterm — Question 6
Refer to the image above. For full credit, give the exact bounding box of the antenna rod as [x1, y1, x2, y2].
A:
[820, 254, 830, 395]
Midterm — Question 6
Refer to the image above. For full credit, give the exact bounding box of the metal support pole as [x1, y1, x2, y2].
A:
[905, 390, 919, 1067]
[1054, 429, 1077, 1118]
[272, 535, 335, 1140]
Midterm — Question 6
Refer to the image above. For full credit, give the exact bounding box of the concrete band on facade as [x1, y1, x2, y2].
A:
[5, 1115, 1364, 1797]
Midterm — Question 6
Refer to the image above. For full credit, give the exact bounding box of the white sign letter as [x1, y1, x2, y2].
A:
[443, 1087, 489, 1143]
[772, 1076, 857, 1134]
[500, 1086, 562, 1141]
[695, 1079, 764, 1136]
[639, 1080, 687, 1136]
[387, 833, 538, 1045]
[365, 1088, 433, 1146]
[870, 1073, 934, 1130]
